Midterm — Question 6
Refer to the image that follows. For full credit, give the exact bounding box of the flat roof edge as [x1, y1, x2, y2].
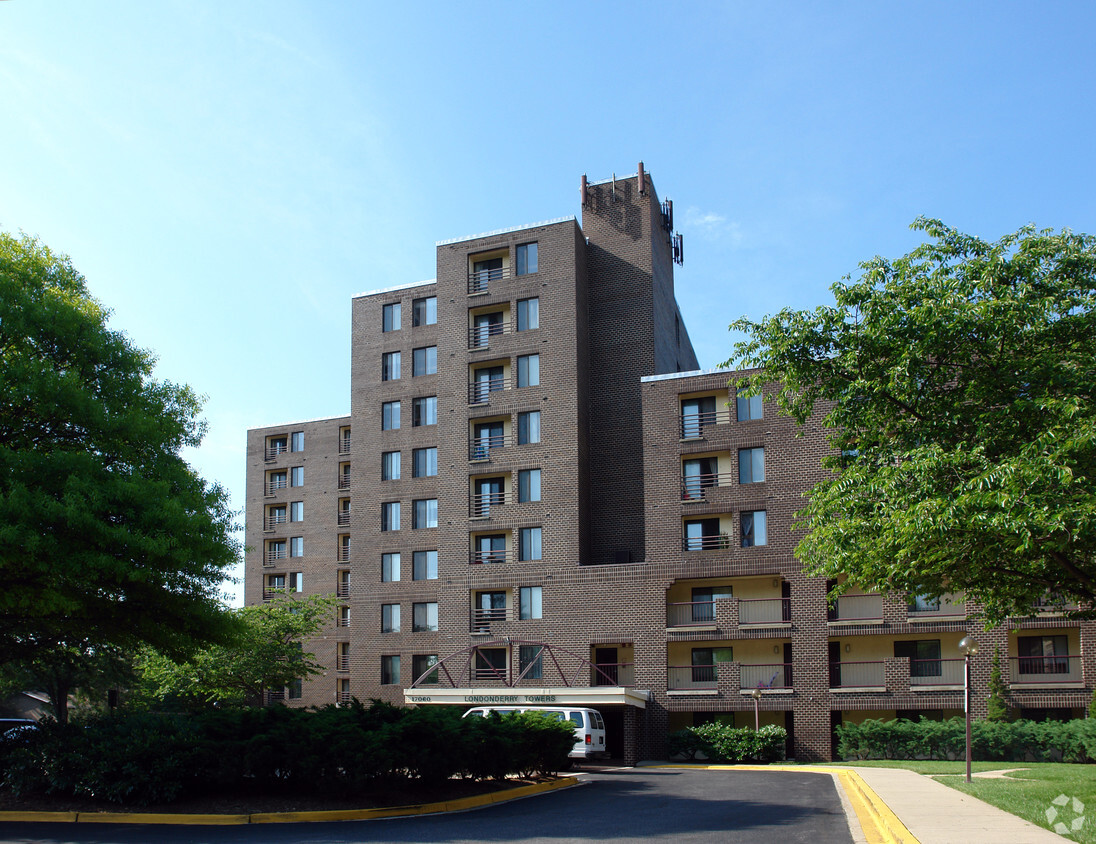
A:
[436, 216, 577, 247]
[248, 413, 350, 433]
[641, 367, 733, 383]
[352, 279, 436, 299]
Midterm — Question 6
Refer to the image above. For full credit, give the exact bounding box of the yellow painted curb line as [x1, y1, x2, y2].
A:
[0, 776, 580, 825]
[648, 764, 918, 844]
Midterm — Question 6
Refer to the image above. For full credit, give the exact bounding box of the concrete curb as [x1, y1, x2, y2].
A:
[0, 775, 580, 825]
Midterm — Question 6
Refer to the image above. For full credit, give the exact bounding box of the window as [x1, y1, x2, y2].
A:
[471, 256, 503, 293]
[289, 501, 303, 522]
[519, 645, 543, 679]
[413, 396, 437, 427]
[736, 388, 763, 421]
[381, 501, 400, 532]
[516, 354, 539, 388]
[475, 646, 507, 676]
[516, 297, 539, 331]
[288, 572, 303, 592]
[472, 420, 504, 459]
[681, 396, 717, 437]
[413, 498, 438, 529]
[289, 536, 303, 558]
[382, 351, 401, 381]
[472, 311, 504, 347]
[381, 603, 401, 633]
[382, 401, 400, 430]
[412, 654, 439, 684]
[381, 655, 400, 685]
[288, 678, 303, 699]
[382, 552, 400, 582]
[268, 470, 287, 492]
[339, 605, 350, 627]
[267, 435, 288, 456]
[413, 447, 438, 478]
[267, 573, 286, 591]
[473, 477, 503, 517]
[382, 302, 400, 332]
[290, 431, 304, 452]
[741, 511, 767, 547]
[684, 517, 722, 551]
[268, 505, 286, 526]
[517, 411, 540, 444]
[519, 586, 542, 620]
[290, 466, 304, 487]
[381, 451, 401, 481]
[519, 527, 542, 561]
[683, 457, 718, 499]
[475, 534, 506, 565]
[476, 592, 507, 626]
[894, 640, 942, 677]
[691, 586, 716, 622]
[413, 296, 437, 327]
[518, 469, 541, 502]
[516, 242, 538, 275]
[338, 534, 350, 561]
[267, 540, 286, 562]
[1017, 635, 1070, 675]
[472, 365, 504, 402]
[739, 447, 765, 484]
[413, 602, 438, 632]
[413, 550, 438, 580]
[413, 346, 437, 376]
[691, 648, 716, 683]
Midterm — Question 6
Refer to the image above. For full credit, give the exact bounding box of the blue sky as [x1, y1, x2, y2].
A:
[4, 2, 1095, 602]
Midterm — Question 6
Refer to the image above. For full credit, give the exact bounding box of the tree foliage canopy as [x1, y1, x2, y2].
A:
[0, 232, 239, 663]
[729, 219, 1096, 623]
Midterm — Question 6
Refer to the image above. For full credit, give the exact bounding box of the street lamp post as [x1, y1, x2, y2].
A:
[750, 687, 763, 730]
[959, 635, 979, 783]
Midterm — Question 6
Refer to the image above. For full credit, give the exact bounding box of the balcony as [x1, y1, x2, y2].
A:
[339, 435, 351, 455]
[471, 491, 505, 518]
[470, 549, 512, 565]
[266, 548, 287, 564]
[266, 479, 287, 495]
[681, 472, 735, 501]
[337, 472, 351, 490]
[666, 662, 792, 693]
[1010, 656, 1083, 687]
[337, 545, 350, 562]
[591, 663, 635, 687]
[668, 665, 717, 691]
[908, 658, 965, 687]
[739, 598, 791, 625]
[265, 443, 287, 461]
[336, 581, 350, 599]
[740, 662, 792, 691]
[682, 533, 732, 552]
[829, 660, 885, 689]
[336, 654, 350, 672]
[828, 594, 883, 624]
[264, 513, 286, 531]
[680, 407, 731, 439]
[471, 607, 513, 632]
[469, 375, 510, 404]
[667, 601, 721, 628]
[469, 432, 511, 460]
[469, 321, 511, 349]
[337, 510, 350, 527]
[338, 690, 352, 704]
[468, 265, 510, 295]
[908, 599, 966, 621]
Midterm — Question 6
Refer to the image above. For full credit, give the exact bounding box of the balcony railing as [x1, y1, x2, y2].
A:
[468, 266, 510, 294]
[668, 665, 717, 691]
[682, 533, 733, 552]
[740, 663, 792, 691]
[264, 513, 286, 531]
[266, 479, 287, 495]
[337, 473, 350, 490]
[337, 510, 350, 526]
[469, 321, 511, 349]
[828, 594, 883, 623]
[338, 690, 352, 704]
[681, 472, 735, 500]
[339, 436, 351, 455]
[337, 545, 350, 562]
[680, 408, 731, 438]
[909, 658, 965, 686]
[471, 607, 513, 631]
[336, 581, 350, 599]
[829, 660, 885, 688]
[1010, 656, 1082, 684]
[266, 548, 287, 563]
[666, 600, 722, 627]
[739, 598, 791, 625]
[336, 654, 350, 672]
[469, 376, 509, 404]
[469, 433, 511, 460]
[266, 688, 285, 703]
[908, 600, 965, 619]
[337, 612, 350, 628]
[471, 491, 505, 518]
[592, 663, 635, 687]
[470, 549, 512, 565]
[265, 444, 287, 460]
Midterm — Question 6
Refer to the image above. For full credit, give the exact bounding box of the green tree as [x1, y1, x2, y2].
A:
[986, 646, 1010, 722]
[0, 643, 133, 725]
[0, 232, 240, 668]
[135, 594, 338, 708]
[729, 219, 1096, 623]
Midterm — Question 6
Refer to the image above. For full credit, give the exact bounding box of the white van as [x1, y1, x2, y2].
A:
[463, 706, 608, 759]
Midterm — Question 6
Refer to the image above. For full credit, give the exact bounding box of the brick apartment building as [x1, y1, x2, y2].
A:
[245, 165, 1094, 763]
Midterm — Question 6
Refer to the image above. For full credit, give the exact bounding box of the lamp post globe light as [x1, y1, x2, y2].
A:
[750, 687, 763, 731]
[959, 636, 979, 783]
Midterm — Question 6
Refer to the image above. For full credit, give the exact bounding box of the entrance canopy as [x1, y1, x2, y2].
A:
[404, 686, 649, 708]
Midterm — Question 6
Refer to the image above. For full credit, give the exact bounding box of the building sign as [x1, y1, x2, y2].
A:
[404, 687, 650, 709]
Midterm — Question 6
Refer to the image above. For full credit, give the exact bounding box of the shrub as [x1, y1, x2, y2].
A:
[673, 723, 786, 764]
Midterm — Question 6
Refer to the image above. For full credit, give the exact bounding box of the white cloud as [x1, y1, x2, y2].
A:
[681, 206, 747, 248]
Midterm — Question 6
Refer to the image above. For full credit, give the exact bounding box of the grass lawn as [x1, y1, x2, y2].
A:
[822, 761, 1095, 842]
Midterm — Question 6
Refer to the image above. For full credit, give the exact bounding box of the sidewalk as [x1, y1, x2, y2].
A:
[843, 765, 1065, 843]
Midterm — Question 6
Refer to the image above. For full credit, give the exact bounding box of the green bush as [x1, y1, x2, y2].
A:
[670, 723, 786, 763]
[836, 716, 1096, 762]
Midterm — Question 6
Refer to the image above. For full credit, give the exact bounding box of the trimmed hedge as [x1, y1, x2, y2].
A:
[836, 716, 1096, 762]
[0, 701, 576, 804]
[669, 723, 787, 763]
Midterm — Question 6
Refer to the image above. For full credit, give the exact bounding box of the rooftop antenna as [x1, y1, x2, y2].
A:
[611, 173, 616, 202]
[638, 162, 645, 195]
[581, 174, 588, 208]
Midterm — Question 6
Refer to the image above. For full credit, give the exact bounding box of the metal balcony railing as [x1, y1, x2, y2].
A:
[471, 491, 505, 517]
[681, 472, 735, 500]
[336, 654, 350, 672]
[338, 472, 350, 490]
[469, 433, 510, 460]
[908, 599, 965, 619]
[337, 612, 350, 628]
[339, 436, 351, 455]
[470, 549, 512, 565]
[336, 581, 350, 599]
[266, 548, 287, 563]
[469, 321, 510, 349]
[682, 533, 733, 552]
[667, 665, 717, 691]
[829, 661, 884, 688]
[265, 443, 287, 460]
[338, 690, 352, 704]
[740, 663, 792, 690]
[468, 266, 510, 294]
[469, 375, 509, 404]
[909, 658, 965, 686]
[680, 408, 731, 438]
[471, 607, 513, 632]
[590, 663, 635, 687]
[337, 545, 350, 562]
[337, 510, 350, 526]
[739, 597, 791, 625]
[828, 594, 883, 622]
[1010, 655, 1082, 684]
[264, 513, 286, 531]
[267, 478, 287, 495]
[266, 688, 285, 703]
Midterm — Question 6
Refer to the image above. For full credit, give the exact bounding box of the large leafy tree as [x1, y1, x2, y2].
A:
[729, 219, 1096, 623]
[135, 594, 338, 708]
[0, 232, 240, 669]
